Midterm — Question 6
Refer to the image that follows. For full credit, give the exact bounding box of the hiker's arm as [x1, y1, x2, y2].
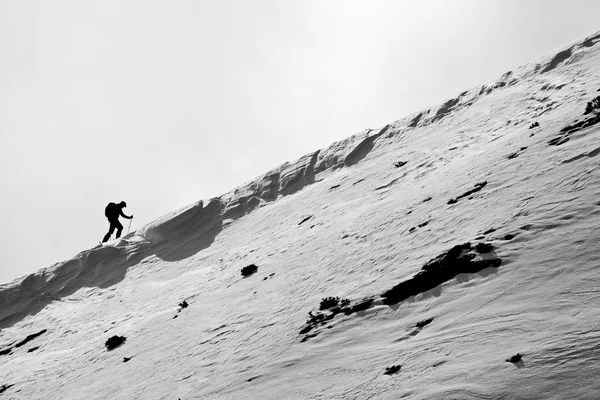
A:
[120, 210, 133, 219]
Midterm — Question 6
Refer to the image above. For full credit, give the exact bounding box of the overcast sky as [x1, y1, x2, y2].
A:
[1, 0, 599, 284]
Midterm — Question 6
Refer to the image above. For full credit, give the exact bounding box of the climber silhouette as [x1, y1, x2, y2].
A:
[103, 201, 133, 243]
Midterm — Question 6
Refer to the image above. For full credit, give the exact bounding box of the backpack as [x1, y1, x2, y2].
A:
[105, 202, 117, 219]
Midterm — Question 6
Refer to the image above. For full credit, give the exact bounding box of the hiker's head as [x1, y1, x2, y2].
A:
[120, 201, 127, 208]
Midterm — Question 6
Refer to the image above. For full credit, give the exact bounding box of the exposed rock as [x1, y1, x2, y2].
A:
[0, 384, 14, 394]
[447, 181, 488, 205]
[298, 216, 313, 226]
[382, 243, 501, 306]
[384, 365, 401, 375]
[15, 329, 47, 348]
[241, 264, 259, 277]
[416, 318, 434, 328]
[105, 335, 127, 351]
[319, 297, 340, 310]
[506, 353, 523, 363]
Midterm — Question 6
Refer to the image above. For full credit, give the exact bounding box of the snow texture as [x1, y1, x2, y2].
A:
[2, 31, 600, 399]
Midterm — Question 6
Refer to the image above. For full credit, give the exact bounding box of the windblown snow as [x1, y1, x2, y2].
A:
[2, 31, 600, 400]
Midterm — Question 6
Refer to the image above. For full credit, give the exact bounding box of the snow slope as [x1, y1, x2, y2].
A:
[2, 31, 600, 399]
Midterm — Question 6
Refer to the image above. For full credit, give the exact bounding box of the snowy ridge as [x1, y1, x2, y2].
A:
[2, 30, 600, 399]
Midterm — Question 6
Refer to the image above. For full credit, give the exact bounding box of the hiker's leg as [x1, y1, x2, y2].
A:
[115, 220, 124, 239]
[103, 221, 117, 243]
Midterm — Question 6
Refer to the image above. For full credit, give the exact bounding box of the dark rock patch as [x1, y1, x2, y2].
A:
[0, 347, 12, 356]
[352, 178, 365, 185]
[319, 297, 349, 310]
[300, 332, 320, 343]
[241, 264, 259, 277]
[416, 317, 434, 328]
[448, 181, 488, 205]
[475, 243, 494, 252]
[174, 300, 189, 318]
[298, 215, 313, 226]
[506, 353, 523, 363]
[504, 234, 516, 240]
[27, 346, 39, 353]
[507, 147, 528, 160]
[423, 196, 432, 202]
[584, 96, 600, 115]
[15, 329, 47, 348]
[550, 97, 600, 146]
[384, 365, 401, 375]
[529, 121, 539, 129]
[262, 273, 276, 281]
[105, 335, 127, 351]
[123, 356, 132, 363]
[394, 161, 407, 168]
[382, 242, 501, 306]
[0, 384, 14, 394]
[484, 227, 497, 235]
[300, 297, 372, 341]
[299, 243, 500, 342]
[329, 184, 341, 190]
[409, 220, 430, 233]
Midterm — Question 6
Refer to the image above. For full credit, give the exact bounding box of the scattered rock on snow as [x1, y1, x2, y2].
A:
[15, 329, 47, 348]
[394, 161, 407, 168]
[319, 297, 340, 310]
[299, 243, 500, 342]
[382, 242, 501, 305]
[483, 227, 497, 235]
[507, 147, 528, 159]
[384, 365, 401, 375]
[549, 98, 600, 146]
[241, 264, 259, 277]
[415, 317, 434, 328]
[0, 384, 14, 394]
[447, 181, 488, 205]
[298, 215, 313, 226]
[506, 353, 523, 363]
[105, 335, 127, 351]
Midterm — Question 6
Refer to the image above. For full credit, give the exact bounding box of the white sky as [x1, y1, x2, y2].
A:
[1, 0, 599, 284]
